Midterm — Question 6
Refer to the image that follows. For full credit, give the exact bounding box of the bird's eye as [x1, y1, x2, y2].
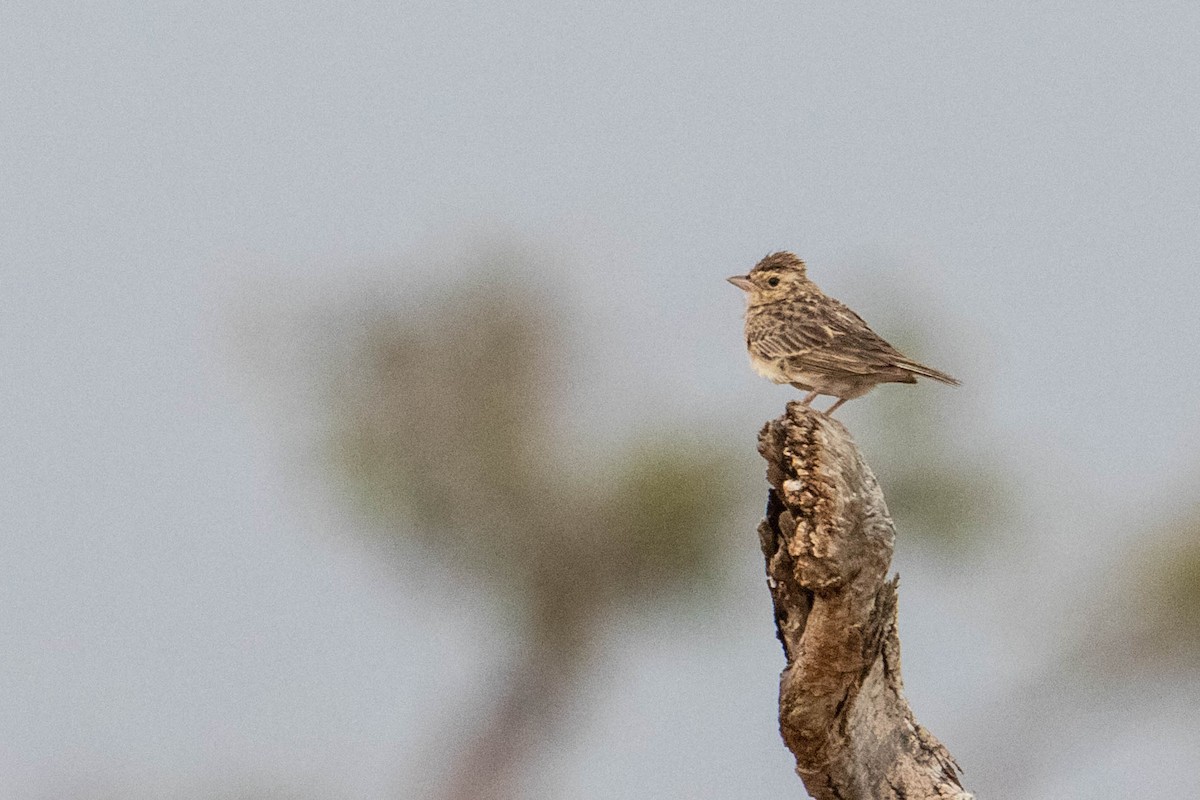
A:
[767, 277, 780, 287]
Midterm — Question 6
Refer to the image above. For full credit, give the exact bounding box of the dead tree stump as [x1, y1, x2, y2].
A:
[757, 402, 972, 800]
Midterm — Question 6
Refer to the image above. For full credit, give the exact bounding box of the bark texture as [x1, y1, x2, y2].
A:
[757, 402, 972, 800]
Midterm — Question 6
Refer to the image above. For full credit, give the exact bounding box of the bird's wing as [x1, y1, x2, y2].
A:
[749, 300, 906, 375]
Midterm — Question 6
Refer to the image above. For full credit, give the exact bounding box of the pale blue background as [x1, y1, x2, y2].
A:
[3, 2, 1199, 796]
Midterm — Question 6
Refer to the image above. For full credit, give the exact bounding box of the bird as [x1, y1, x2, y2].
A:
[728, 251, 959, 415]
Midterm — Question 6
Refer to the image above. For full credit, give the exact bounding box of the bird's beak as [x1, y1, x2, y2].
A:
[727, 275, 753, 291]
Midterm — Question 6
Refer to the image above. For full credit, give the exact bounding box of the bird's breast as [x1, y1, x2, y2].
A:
[748, 351, 791, 383]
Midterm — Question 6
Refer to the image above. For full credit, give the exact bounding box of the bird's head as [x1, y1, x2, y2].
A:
[727, 251, 809, 303]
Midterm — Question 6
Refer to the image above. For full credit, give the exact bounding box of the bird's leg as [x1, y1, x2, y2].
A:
[824, 397, 847, 416]
[800, 391, 819, 406]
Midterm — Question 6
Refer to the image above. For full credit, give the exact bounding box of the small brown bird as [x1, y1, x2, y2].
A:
[728, 251, 959, 415]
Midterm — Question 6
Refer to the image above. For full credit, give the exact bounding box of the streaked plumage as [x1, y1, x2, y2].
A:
[728, 251, 959, 415]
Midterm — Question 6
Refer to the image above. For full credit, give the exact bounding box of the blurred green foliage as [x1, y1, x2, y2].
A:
[327, 278, 561, 588]
[600, 439, 738, 600]
[321, 261, 739, 633]
[1062, 505, 1200, 682]
[1131, 508, 1200, 657]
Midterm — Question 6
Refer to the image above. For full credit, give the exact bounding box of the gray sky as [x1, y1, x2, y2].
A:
[3, 2, 1199, 796]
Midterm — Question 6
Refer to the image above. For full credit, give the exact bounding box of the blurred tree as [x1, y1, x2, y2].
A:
[1104, 506, 1200, 668]
[964, 500, 1200, 797]
[317, 255, 738, 800]
[1036, 501, 1200, 678]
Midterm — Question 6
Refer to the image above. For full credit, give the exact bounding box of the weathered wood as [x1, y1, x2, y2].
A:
[757, 402, 972, 800]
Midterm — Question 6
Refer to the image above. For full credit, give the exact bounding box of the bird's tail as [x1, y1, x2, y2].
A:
[895, 358, 961, 386]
